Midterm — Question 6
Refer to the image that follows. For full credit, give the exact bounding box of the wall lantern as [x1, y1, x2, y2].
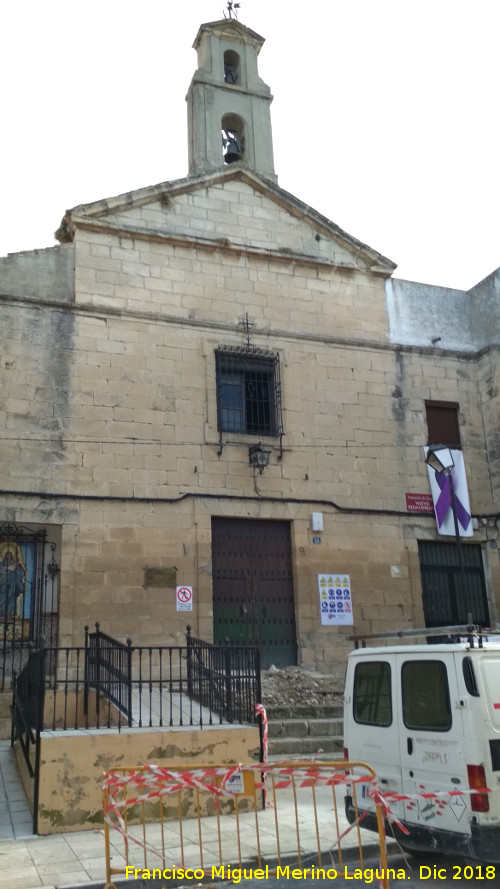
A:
[425, 444, 455, 474]
[249, 443, 271, 473]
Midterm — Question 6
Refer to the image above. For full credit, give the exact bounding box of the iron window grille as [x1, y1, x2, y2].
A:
[215, 346, 283, 440]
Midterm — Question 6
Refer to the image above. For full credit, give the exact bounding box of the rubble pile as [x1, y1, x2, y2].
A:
[261, 666, 344, 717]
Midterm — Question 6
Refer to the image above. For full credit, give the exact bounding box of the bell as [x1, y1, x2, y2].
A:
[224, 143, 241, 164]
[224, 63, 237, 84]
[222, 130, 242, 164]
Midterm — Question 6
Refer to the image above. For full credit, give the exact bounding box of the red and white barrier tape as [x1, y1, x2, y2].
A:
[255, 702, 268, 764]
[255, 703, 268, 804]
[102, 763, 368, 798]
[102, 763, 495, 846]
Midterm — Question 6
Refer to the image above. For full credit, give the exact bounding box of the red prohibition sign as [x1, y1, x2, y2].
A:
[177, 587, 192, 603]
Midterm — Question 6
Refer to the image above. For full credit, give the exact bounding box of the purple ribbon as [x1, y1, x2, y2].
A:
[434, 469, 471, 531]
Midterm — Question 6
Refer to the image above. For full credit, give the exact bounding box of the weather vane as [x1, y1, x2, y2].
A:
[224, 1, 240, 19]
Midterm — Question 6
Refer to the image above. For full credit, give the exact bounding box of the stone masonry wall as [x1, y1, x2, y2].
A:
[1, 179, 498, 671]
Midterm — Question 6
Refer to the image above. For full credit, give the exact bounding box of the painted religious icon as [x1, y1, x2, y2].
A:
[0, 543, 26, 618]
[0, 540, 35, 640]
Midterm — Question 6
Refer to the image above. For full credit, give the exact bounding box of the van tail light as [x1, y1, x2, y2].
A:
[344, 747, 349, 762]
[467, 764, 490, 812]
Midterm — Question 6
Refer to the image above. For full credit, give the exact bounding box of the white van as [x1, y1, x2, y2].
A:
[343, 624, 500, 862]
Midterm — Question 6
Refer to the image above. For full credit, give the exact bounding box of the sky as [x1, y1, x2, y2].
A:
[1, 0, 499, 290]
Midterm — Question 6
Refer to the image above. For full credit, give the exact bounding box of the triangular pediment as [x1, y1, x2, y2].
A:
[56, 168, 396, 276]
[193, 19, 265, 52]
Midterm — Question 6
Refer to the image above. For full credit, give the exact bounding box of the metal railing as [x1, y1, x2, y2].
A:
[10, 626, 262, 734]
[186, 626, 261, 725]
[10, 648, 46, 833]
[84, 624, 133, 727]
[10, 627, 263, 835]
[0, 522, 59, 693]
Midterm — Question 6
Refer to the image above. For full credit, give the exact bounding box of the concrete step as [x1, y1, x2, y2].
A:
[268, 734, 343, 757]
[266, 703, 343, 720]
[267, 714, 344, 757]
[269, 717, 343, 738]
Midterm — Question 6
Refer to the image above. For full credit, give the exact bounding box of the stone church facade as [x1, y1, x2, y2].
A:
[1, 17, 499, 675]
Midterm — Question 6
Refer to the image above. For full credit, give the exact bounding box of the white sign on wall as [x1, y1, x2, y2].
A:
[176, 586, 193, 612]
[318, 574, 353, 626]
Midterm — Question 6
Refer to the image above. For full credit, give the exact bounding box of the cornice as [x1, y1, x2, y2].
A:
[1, 288, 492, 360]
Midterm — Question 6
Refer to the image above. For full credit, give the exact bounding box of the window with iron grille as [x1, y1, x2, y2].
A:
[215, 346, 282, 437]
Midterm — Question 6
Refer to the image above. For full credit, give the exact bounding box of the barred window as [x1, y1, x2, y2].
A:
[215, 346, 282, 437]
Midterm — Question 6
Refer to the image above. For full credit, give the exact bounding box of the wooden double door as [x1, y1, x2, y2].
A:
[211, 518, 297, 668]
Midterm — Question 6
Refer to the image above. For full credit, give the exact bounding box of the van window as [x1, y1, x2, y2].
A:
[402, 660, 451, 731]
[353, 661, 392, 726]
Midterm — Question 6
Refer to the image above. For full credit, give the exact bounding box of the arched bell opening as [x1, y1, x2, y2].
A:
[221, 113, 244, 165]
[224, 50, 240, 84]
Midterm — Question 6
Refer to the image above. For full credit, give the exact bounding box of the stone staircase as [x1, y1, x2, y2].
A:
[261, 667, 344, 760]
[0, 667, 346, 752]
[267, 706, 344, 758]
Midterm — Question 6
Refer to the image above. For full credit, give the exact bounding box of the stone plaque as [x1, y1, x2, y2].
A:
[144, 566, 177, 588]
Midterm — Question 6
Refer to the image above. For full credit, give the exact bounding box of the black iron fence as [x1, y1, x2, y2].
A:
[10, 648, 46, 833]
[11, 626, 262, 734]
[0, 522, 59, 693]
[186, 625, 261, 724]
[84, 623, 133, 727]
[10, 626, 263, 834]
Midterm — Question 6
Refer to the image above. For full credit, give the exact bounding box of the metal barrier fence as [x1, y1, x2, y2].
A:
[102, 761, 390, 889]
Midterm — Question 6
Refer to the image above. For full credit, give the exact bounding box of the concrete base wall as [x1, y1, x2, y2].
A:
[14, 724, 260, 835]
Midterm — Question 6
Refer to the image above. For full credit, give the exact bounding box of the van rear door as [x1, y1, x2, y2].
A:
[473, 652, 500, 818]
[346, 654, 403, 822]
[396, 653, 470, 838]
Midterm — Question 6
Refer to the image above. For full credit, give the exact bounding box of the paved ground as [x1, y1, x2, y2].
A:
[0, 737, 33, 840]
[0, 741, 389, 889]
[4, 734, 499, 889]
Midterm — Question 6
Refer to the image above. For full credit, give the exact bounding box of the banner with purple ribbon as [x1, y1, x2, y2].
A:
[424, 448, 473, 537]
